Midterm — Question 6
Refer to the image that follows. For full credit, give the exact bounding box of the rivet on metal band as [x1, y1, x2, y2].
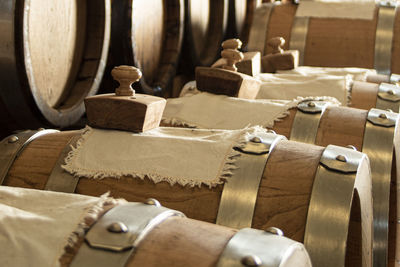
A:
[0, 129, 59, 185]
[216, 228, 312, 267]
[289, 16, 309, 66]
[374, 1, 398, 75]
[290, 100, 330, 144]
[70, 202, 185, 267]
[44, 134, 82, 193]
[247, 3, 275, 53]
[216, 132, 286, 229]
[376, 83, 400, 113]
[304, 145, 372, 266]
[362, 108, 398, 266]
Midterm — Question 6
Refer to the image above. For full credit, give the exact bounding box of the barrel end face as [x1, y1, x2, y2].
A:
[195, 67, 260, 99]
[84, 93, 166, 133]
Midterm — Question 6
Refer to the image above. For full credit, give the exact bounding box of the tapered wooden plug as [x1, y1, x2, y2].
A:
[196, 40, 260, 99]
[261, 37, 299, 73]
[85, 65, 166, 132]
[212, 39, 261, 77]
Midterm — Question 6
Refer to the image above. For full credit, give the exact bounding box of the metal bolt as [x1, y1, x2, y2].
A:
[346, 145, 357, 151]
[265, 227, 284, 236]
[107, 222, 128, 233]
[388, 90, 395, 95]
[241, 255, 262, 267]
[267, 130, 276, 135]
[379, 113, 388, 120]
[144, 198, 161, 207]
[37, 128, 45, 131]
[386, 109, 393, 113]
[8, 136, 19, 143]
[336, 155, 347, 162]
[250, 137, 262, 143]
[307, 102, 316, 108]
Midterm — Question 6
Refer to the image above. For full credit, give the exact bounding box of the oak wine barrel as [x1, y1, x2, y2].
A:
[0, 0, 111, 138]
[0, 128, 373, 267]
[108, 0, 184, 95]
[0, 186, 311, 267]
[247, 2, 400, 75]
[226, 0, 261, 46]
[180, 0, 229, 71]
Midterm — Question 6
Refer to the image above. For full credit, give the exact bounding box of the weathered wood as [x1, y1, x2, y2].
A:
[237, 51, 261, 76]
[0, 0, 111, 136]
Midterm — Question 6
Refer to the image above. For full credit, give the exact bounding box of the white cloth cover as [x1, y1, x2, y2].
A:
[163, 92, 340, 130]
[62, 126, 271, 187]
[296, 1, 376, 20]
[277, 66, 376, 82]
[256, 73, 351, 104]
[0, 186, 110, 267]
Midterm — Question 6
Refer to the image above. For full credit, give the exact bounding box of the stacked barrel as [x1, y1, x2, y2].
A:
[0, 1, 399, 266]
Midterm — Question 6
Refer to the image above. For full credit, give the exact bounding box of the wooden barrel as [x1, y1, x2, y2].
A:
[247, 2, 400, 74]
[1, 129, 372, 267]
[0, 187, 311, 267]
[226, 0, 261, 47]
[164, 89, 399, 267]
[108, 0, 184, 95]
[182, 0, 229, 68]
[0, 0, 111, 138]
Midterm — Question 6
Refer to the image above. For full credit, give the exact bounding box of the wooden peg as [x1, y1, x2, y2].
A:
[261, 37, 299, 73]
[212, 39, 260, 77]
[268, 37, 285, 54]
[85, 65, 166, 133]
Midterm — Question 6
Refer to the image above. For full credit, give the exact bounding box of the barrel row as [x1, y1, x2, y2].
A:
[0, 0, 259, 139]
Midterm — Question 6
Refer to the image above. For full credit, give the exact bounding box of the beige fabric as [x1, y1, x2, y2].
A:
[0, 186, 111, 267]
[163, 92, 340, 130]
[62, 126, 270, 187]
[296, 1, 376, 20]
[277, 66, 376, 82]
[256, 73, 351, 104]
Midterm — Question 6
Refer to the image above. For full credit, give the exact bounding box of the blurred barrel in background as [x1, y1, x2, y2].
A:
[0, 0, 111, 138]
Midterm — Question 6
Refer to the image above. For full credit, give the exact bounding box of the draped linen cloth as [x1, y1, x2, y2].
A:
[163, 92, 340, 130]
[256, 73, 351, 104]
[277, 66, 376, 82]
[0, 186, 118, 267]
[62, 126, 272, 187]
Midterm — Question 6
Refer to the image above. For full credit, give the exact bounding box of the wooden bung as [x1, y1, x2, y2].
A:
[196, 39, 260, 99]
[85, 66, 166, 133]
[261, 37, 299, 73]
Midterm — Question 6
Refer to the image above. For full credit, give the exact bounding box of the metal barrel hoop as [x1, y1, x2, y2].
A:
[362, 108, 398, 266]
[304, 145, 373, 267]
[70, 202, 185, 267]
[376, 83, 400, 113]
[216, 228, 312, 267]
[290, 99, 330, 144]
[247, 3, 275, 54]
[216, 132, 286, 229]
[0, 129, 59, 185]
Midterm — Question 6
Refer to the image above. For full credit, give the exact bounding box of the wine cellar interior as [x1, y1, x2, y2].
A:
[0, 0, 400, 266]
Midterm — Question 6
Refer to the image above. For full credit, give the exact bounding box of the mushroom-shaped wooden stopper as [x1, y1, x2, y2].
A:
[111, 65, 142, 96]
[267, 37, 285, 54]
[261, 37, 299, 73]
[84, 66, 166, 133]
[221, 49, 244, 72]
[222, 39, 242, 50]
